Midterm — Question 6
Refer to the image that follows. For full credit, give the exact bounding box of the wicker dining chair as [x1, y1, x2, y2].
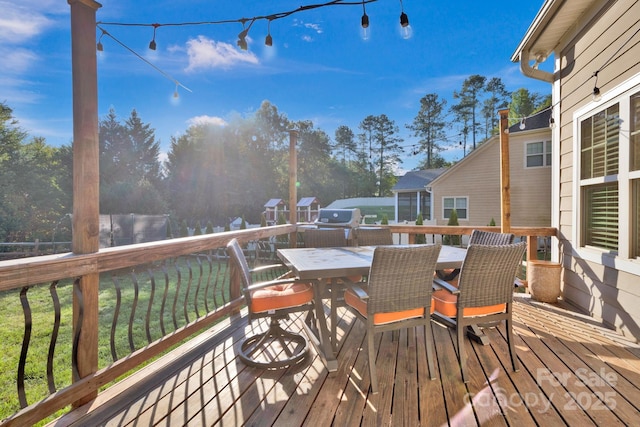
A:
[302, 228, 348, 248]
[344, 244, 442, 393]
[227, 238, 315, 369]
[432, 242, 527, 382]
[436, 229, 515, 282]
[355, 227, 393, 246]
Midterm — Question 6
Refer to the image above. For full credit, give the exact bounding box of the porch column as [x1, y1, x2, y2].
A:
[288, 130, 298, 246]
[498, 109, 511, 233]
[69, 0, 101, 407]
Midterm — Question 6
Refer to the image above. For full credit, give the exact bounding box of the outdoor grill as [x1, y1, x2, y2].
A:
[313, 208, 362, 240]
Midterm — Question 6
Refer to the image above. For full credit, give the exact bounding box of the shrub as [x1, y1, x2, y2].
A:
[443, 209, 461, 246]
[415, 212, 426, 244]
[381, 214, 389, 225]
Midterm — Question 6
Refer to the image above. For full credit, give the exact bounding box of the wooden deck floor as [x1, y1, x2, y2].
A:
[50, 294, 640, 426]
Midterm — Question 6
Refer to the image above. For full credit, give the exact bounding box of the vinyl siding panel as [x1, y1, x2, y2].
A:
[431, 131, 551, 227]
[556, 0, 640, 340]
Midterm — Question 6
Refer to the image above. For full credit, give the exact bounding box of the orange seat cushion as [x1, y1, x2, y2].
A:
[432, 289, 506, 318]
[250, 282, 314, 313]
[344, 287, 434, 325]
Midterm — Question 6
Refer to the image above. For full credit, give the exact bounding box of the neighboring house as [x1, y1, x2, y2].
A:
[391, 168, 447, 222]
[512, 0, 640, 340]
[428, 109, 552, 227]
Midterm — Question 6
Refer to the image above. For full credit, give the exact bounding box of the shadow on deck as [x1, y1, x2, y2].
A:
[49, 295, 640, 426]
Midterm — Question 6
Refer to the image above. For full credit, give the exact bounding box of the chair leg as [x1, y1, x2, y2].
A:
[424, 322, 436, 380]
[367, 330, 378, 394]
[457, 323, 468, 383]
[506, 318, 520, 372]
[238, 317, 309, 369]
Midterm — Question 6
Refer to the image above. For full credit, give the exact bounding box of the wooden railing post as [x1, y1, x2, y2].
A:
[288, 130, 298, 247]
[499, 109, 511, 233]
[69, 0, 102, 408]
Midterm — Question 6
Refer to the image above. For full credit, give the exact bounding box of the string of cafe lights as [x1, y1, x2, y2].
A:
[95, 0, 413, 97]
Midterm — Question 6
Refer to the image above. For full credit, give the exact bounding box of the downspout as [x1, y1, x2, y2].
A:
[519, 50, 554, 83]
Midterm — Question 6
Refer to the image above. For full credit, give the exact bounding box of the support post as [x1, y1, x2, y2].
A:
[498, 109, 511, 233]
[69, 0, 101, 407]
[288, 130, 298, 247]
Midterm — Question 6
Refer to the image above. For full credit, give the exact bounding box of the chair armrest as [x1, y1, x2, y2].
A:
[250, 263, 286, 274]
[433, 277, 460, 295]
[349, 284, 369, 300]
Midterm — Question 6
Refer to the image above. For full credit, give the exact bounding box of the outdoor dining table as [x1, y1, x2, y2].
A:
[276, 244, 467, 372]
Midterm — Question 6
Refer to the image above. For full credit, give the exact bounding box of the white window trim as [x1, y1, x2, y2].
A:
[572, 72, 640, 274]
[442, 196, 468, 220]
[524, 140, 552, 168]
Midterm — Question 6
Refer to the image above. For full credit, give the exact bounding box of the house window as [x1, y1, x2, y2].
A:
[443, 197, 467, 220]
[398, 193, 417, 222]
[577, 87, 640, 258]
[420, 191, 431, 220]
[580, 103, 620, 251]
[526, 140, 552, 167]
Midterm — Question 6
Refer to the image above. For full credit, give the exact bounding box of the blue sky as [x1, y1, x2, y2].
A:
[0, 0, 551, 171]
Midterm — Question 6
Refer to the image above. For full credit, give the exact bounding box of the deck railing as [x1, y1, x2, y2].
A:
[0, 224, 555, 426]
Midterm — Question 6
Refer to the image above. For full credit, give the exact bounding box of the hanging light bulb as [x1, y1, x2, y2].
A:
[361, 1, 370, 40]
[549, 116, 556, 129]
[237, 19, 254, 51]
[519, 118, 526, 130]
[399, 0, 411, 39]
[592, 86, 602, 102]
[173, 84, 179, 99]
[149, 24, 159, 50]
[96, 30, 105, 51]
[265, 19, 273, 46]
[592, 71, 602, 102]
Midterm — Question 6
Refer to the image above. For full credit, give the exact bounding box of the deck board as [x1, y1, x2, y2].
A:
[49, 295, 640, 427]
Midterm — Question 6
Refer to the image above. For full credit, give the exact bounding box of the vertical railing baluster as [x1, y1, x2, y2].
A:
[71, 278, 83, 382]
[17, 287, 31, 408]
[183, 258, 193, 324]
[47, 281, 61, 394]
[128, 272, 140, 352]
[110, 275, 122, 361]
[145, 269, 155, 343]
[160, 263, 170, 336]
[193, 256, 203, 319]
[172, 260, 181, 330]
[203, 253, 213, 313]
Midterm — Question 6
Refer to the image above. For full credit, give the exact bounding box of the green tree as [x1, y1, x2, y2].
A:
[453, 75, 486, 150]
[414, 212, 426, 244]
[333, 125, 357, 164]
[276, 213, 288, 244]
[406, 93, 448, 169]
[99, 108, 166, 214]
[0, 103, 67, 242]
[509, 88, 541, 120]
[482, 77, 510, 138]
[359, 114, 403, 197]
[180, 219, 189, 237]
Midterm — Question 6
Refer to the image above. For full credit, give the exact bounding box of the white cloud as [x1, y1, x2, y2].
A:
[304, 23, 323, 34]
[182, 35, 259, 71]
[0, 47, 38, 73]
[187, 115, 228, 128]
[0, 1, 58, 44]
